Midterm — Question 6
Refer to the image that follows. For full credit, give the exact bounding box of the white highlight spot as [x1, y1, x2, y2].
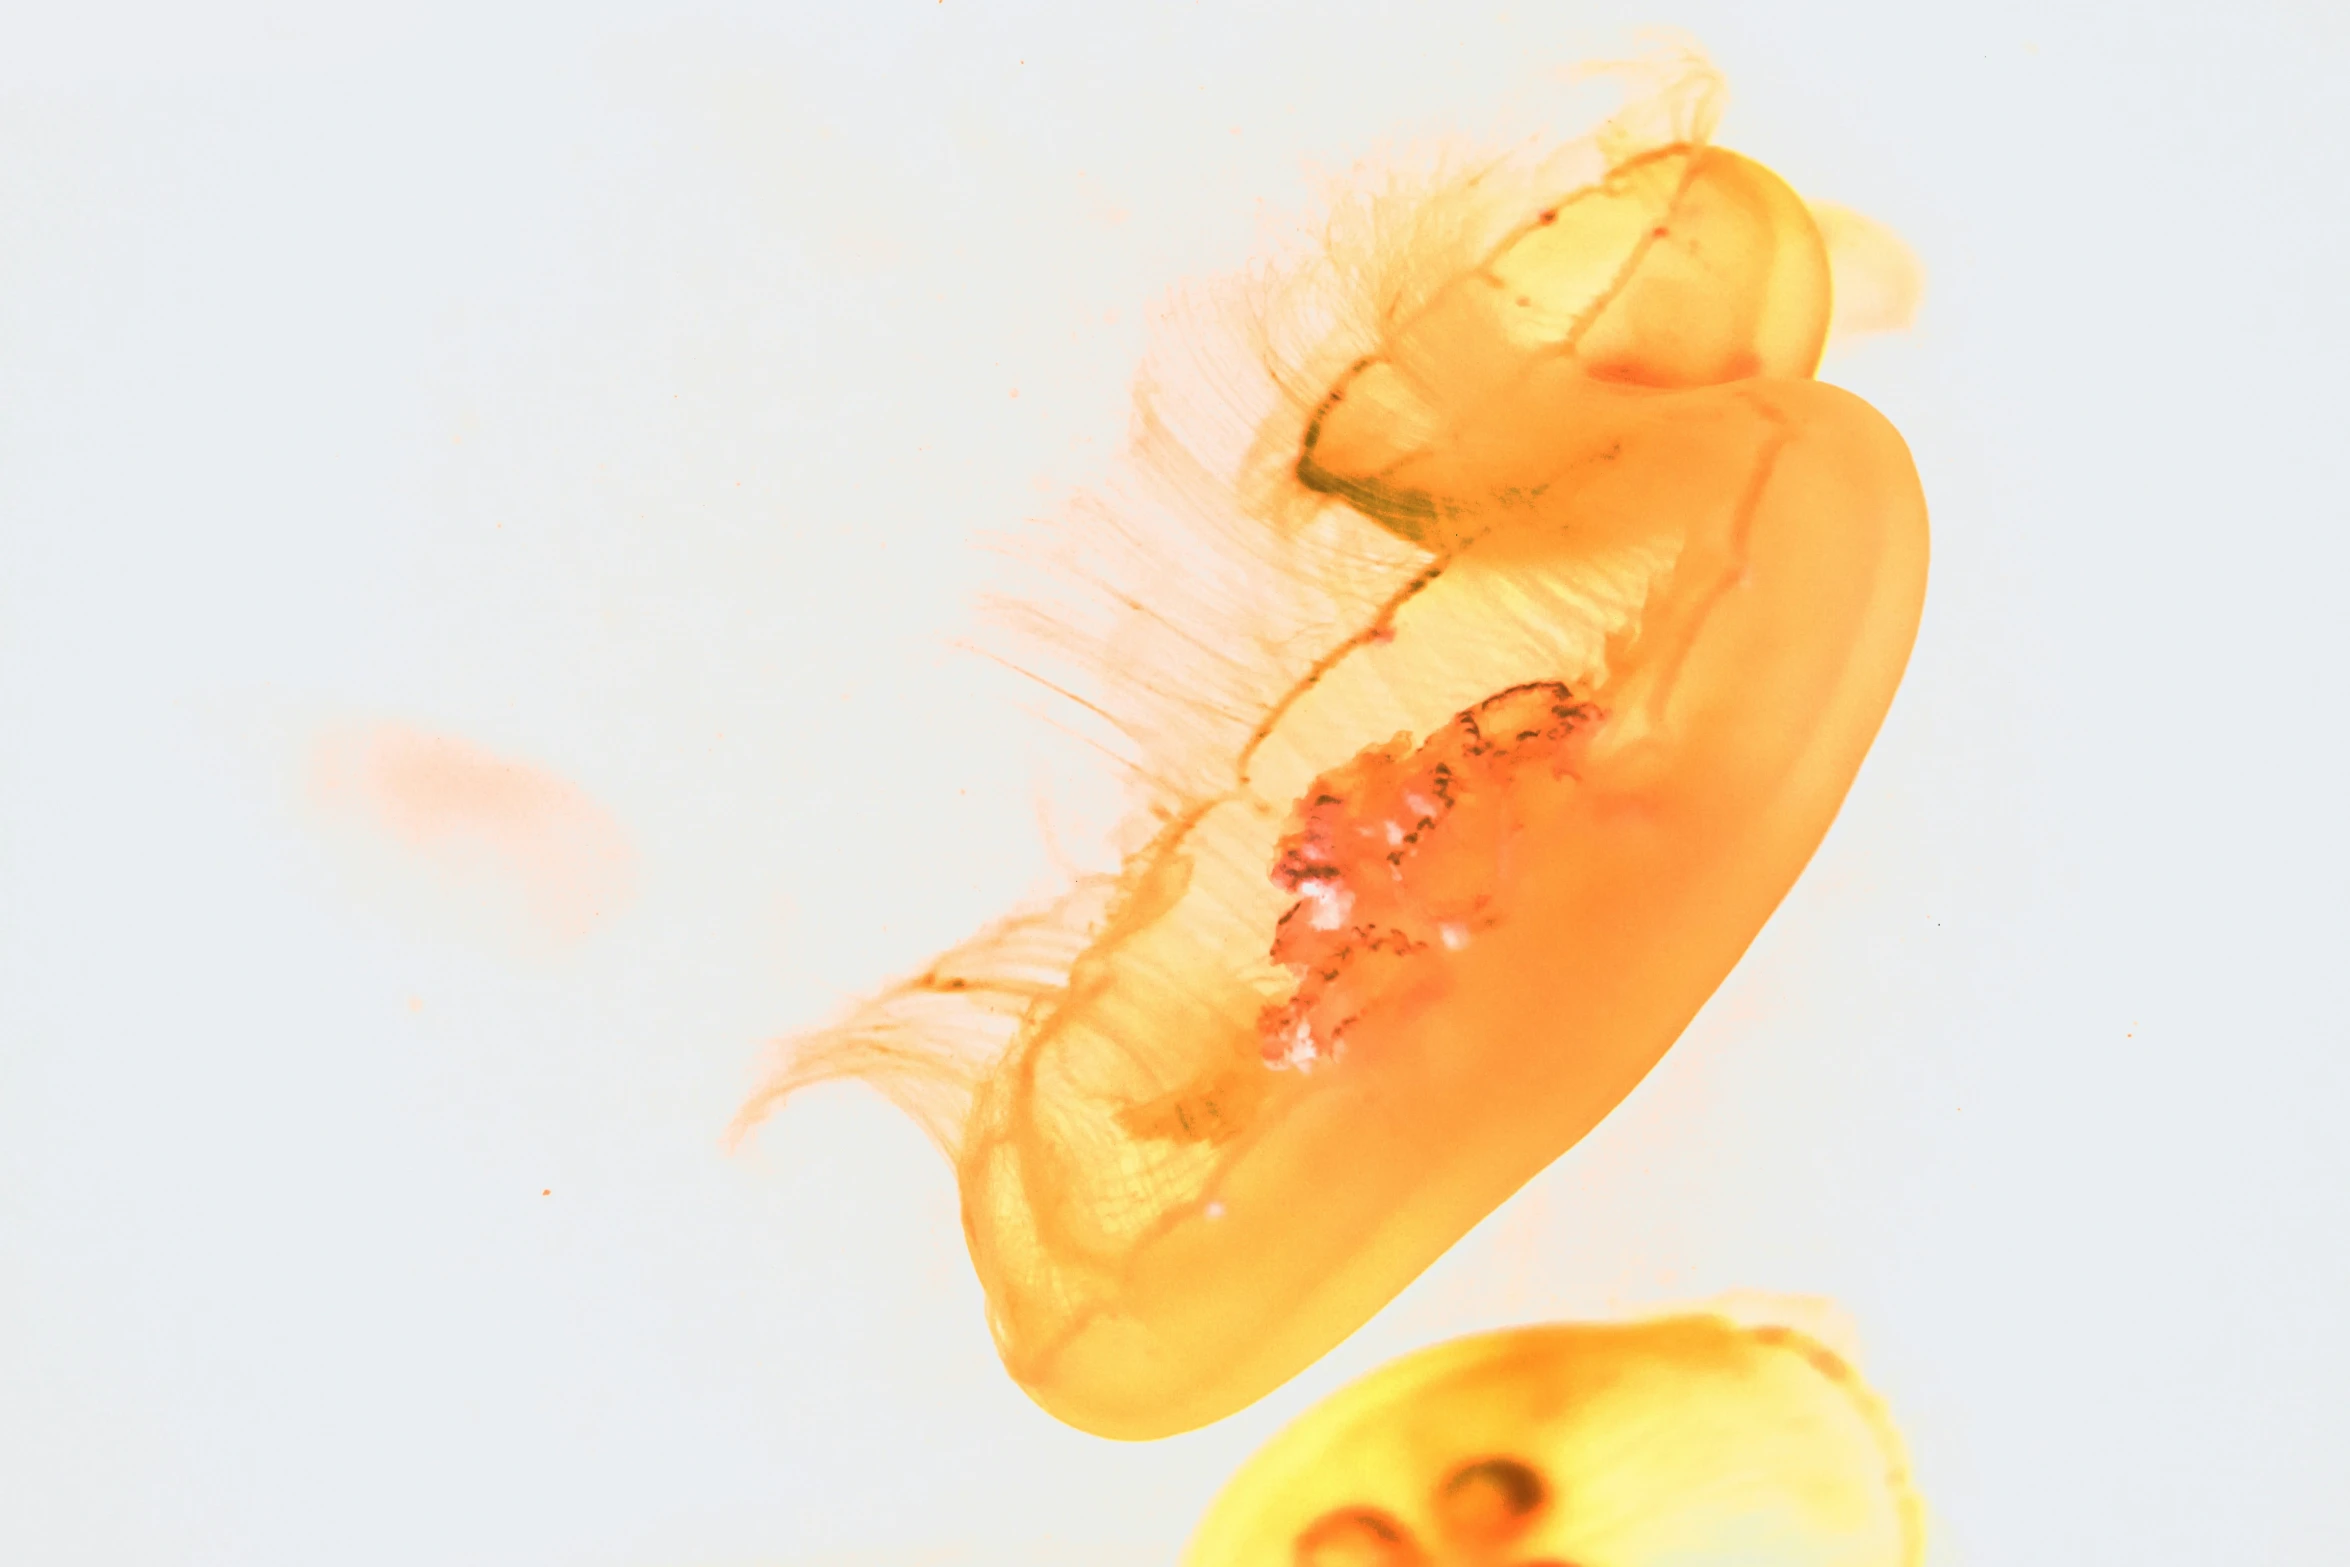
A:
[1301, 879, 1355, 931]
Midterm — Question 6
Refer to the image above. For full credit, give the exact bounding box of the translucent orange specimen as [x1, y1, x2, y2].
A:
[1183, 1314, 1924, 1566]
[733, 55, 1929, 1438]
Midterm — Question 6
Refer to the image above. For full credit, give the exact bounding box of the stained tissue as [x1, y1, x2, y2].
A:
[734, 53, 1929, 1439]
[1260, 683, 1599, 1070]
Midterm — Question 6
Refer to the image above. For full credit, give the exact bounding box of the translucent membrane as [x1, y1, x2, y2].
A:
[1182, 1314, 1925, 1567]
[734, 54, 1929, 1438]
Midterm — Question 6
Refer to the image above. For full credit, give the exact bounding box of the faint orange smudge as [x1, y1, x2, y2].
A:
[1811, 201, 1925, 338]
[309, 723, 635, 948]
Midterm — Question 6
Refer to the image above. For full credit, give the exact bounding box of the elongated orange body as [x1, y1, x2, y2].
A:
[1183, 1315, 1924, 1566]
[737, 59, 1928, 1439]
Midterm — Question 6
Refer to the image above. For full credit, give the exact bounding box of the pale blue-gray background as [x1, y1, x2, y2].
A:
[3, 3, 2343, 1564]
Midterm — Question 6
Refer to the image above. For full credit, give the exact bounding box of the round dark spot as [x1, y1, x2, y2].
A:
[1433, 1455, 1549, 1544]
[1292, 1506, 1425, 1566]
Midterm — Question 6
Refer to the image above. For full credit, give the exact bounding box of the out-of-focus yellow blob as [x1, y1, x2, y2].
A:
[734, 52, 1929, 1439]
[1183, 1315, 1924, 1567]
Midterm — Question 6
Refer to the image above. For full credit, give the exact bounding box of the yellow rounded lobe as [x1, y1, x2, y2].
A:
[1183, 1316, 1924, 1567]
